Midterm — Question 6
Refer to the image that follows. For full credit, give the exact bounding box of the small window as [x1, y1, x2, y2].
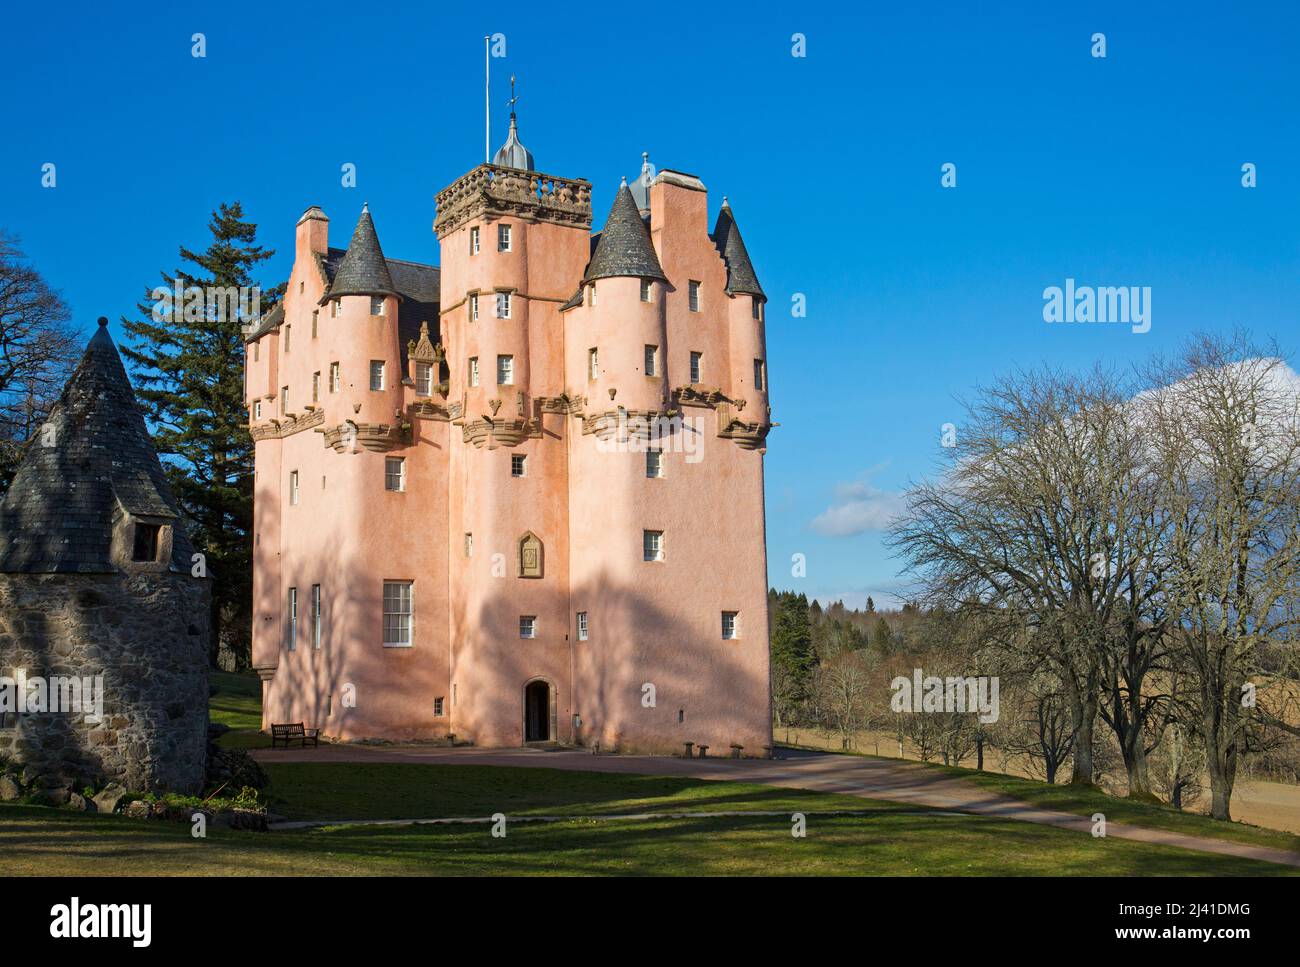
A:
[469, 357, 480, 387]
[496, 291, 512, 319]
[287, 587, 298, 650]
[416, 361, 433, 397]
[385, 457, 406, 492]
[312, 371, 320, 402]
[754, 359, 765, 391]
[688, 280, 701, 312]
[300, 281, 304, 294]
[646, 450, 664, 478]
[722, 611, 739, 640]
[280, 386, 288, 415]
[131, 523, 161, 562]
[752, 298, 762, 321]
[640, 279, 652, 302]
[383, 581, 413, 647]
[464, 533, 473, 557]
[289, 470, 300, 505]
[588, 347, 599, 381]
[332, 299, 343, 318]
[576, 611, 588, 641]
[643, 529, 664, 562]
[370, 360, 385, 391]
[519, 615, 536, 639]
[253, 342, 260, 362]
[587, 283, 596, 307]
[370, 296, 385, 316]
[469, 294, 479, 322]
[511, 454, 527, 477]
[497, 355, 514, 385]
[689, 352, 702, 384]
[253, 401, 262, 420]
[312, 310, 319, 337]
[311, 584, 322, 649]
[434, 696, 445, 716]
[470, 226, 480, 255]
[284, 325, 291, 353]
[498, 223, 512, 252]
[643, 345, 657, 378]
[330, 362, 340, 392]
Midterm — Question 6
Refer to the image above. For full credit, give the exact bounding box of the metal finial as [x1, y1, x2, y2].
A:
[508, 75, 519, 114]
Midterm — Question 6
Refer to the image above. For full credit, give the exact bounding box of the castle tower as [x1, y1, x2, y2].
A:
[0, 319, 210, 795]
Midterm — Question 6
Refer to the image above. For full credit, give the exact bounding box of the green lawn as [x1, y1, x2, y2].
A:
[4, 787, 1294, 876]
[208, 671, 269, 748]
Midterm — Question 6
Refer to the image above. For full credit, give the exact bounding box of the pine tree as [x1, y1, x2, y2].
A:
[120, 202, 280, 668]
[770, 592, 815, 708]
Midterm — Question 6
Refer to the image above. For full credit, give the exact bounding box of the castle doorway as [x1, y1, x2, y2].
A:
[524, 680, 551, 742]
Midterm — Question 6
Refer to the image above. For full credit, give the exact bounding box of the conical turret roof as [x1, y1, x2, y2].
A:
[584, 181, 666, 283]
[492, 113, 535, 172]
[325, 205, 399, 301]
[712, 200, 764, 299]
[0, 319, 195, 573]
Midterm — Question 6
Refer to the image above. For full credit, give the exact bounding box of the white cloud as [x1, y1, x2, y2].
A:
[810, 478, 906, 537]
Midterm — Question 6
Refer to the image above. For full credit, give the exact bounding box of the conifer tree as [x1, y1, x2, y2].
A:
[120, 202, 280, 667]
[770, 592, 815, 705]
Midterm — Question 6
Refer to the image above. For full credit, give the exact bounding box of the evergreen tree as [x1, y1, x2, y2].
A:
[770, 592, 815, 707]
[120, 202, 279, 668]
[866, 595, 875, 613]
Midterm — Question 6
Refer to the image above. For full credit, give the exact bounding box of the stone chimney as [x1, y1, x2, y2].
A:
[295, 206, 329, 261]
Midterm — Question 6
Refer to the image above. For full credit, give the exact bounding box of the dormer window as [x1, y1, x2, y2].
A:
[370, 296, 385, 316]
[470, 226, 481, 255]
[416, 361, 433, 396]
[498, 223, 512, 252]
[131, 523, 161, 562]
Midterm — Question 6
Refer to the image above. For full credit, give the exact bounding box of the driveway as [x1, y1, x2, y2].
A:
[251, 743, 1300, 868]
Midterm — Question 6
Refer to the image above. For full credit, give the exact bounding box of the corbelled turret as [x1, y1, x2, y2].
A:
[711, 200, 764, 300]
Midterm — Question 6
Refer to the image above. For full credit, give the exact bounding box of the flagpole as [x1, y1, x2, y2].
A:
[484, 35, 490, 163]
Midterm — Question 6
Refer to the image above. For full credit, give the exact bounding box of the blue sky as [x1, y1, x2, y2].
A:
[3, 1, 1298, 608]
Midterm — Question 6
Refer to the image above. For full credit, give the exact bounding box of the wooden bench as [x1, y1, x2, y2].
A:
[270, 722, 320, 749]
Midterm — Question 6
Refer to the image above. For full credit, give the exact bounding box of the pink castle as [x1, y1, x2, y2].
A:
[245, 117, 773, 753]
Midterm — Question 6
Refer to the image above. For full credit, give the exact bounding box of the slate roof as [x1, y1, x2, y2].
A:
[320, 249, 440, 365]
[325, 206, 400, 300]
[583, 183, 667, 284]
[711, 201, 765, 299]
[0, 319, 196, 574]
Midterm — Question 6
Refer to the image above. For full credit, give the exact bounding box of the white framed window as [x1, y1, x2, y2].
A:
[330, 362, 340, 392]
[498, 223, 512, 252]
[519, 615, 536, 639]
[383, 581, 413, 647]
[434, 696, 445, 716]
[280, 385, 288, 415]
[289, 470, 300, 505]
[469, 356, 480, 387]
[312, 371, 320, 402]
[722, 611, 739, 640]
[385, 457, 406, 492]
[576, 611, 588, 641]
[370, 296, 385, 316]
[688, 280, 701, 312]
[754, 359, 765, 391]
[311, 584, 322, 649]
[286, 587, 298, 650]
[497, 355, 514, 385]
[496, 291, 512, 319]
[643, 345, 658, 377]
[469, 294, 479, 321]
[464, 532, 473, 557]
[254, 401, 262, 419]
[416, 361, 433, 396]
[646, 450, 664, 478]
[588, 347, 599, 381]
[752, 298, 762, 321]
[587, 283, 596, 307]
[640, 279, 652, 302]
[689, 351, 702, 384]
[284, 325, 291, 353]
[470, 226, 480, 255]
[370, 360, 385, 391]
[332, 299, 343, 318]
[511, 454, 527, 477]
[643, 529, 664, 562]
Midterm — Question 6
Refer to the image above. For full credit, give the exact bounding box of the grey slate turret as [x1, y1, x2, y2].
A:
[712, 200, 765, 299]
[0, 318, 195, 573]
[584, 181, 667, 284]
[324, 204, 400, 301]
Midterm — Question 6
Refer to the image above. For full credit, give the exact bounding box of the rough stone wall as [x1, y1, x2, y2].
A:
[0, 571, 209, 795]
